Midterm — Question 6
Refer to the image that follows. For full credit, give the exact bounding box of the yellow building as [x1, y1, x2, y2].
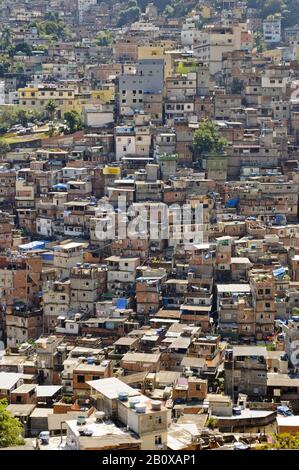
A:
[103, 166, 121, 176]
[262, 48, 282, 64]
[91, 85, 115, 103]
[18, 85, 108, 117]
[137, 45, 172, 78]
[18, 85, 77, 118]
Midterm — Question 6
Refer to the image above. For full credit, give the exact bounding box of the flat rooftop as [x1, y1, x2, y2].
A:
[0, 372, 23, 390]
[87, 377, 140, 399]
[233, 346, 267, 357]
[217, 284, 251, 294]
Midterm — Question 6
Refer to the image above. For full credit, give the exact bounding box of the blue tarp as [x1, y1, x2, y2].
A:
[226, 198, 239, 208]
[52, 183, 67, 190]
[19, 241, 46, 251]
[273, 267, 287, 278]
[275, 214, 285, 225]
[116, 298, 128, 310]
[41, 253, 54, 261]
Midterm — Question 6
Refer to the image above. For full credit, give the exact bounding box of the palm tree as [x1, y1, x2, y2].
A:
[45, 99, 58, 121]
[1, 27, 12, 51]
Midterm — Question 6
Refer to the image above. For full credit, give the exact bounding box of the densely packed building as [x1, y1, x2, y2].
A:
[1, 0, 299, 452]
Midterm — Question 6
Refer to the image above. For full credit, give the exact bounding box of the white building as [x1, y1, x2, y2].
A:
[36, 217, 53, 237]
[263, 17, 282, 43]
[105, 256, 140, 295]
[115, 126, 136, 161]
[83, 104, 114, 128]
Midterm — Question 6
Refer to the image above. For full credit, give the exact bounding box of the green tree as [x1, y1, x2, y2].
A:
[118, 6, 141, 27]
[96, 30, 114, 46]
[164, 5, 175, 16]
[45, 99, 58, 121]
[246, 0, 298, 28]
[0, 399, 24, 448]
[207, 417, 218, 430]
[0, 59, 11, 78]
[193, 120, 227, 160]
[0, 27, 12, 51]
[64, 110, 83, 134]
[30, 18, 70, 40]
[0, 140, 10, 157]
[12, 42, 32, 57]
[15, 110, 28, 127]
[254, 31, 266, 53]
[257, 433, 299, 449]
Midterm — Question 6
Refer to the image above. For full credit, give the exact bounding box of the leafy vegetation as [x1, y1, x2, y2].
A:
[96, 30, 114, 46]
[138, 0, 198, 15]
[64, 110, 83, 134]
[45, 100, 58, 121]
[193, 120, 227, 160]
[29, 16, 71, 41]
[176, 60, 198, 75]
[0, 108, 42, 134]
[0, 140, 10, 157]
[207, 417, 219, 429]
[117, 1, 141, 26]
[0, 399, 25, 448]
[61, 396, 75, 404]
[254, 31, 266, 53]
[246, 0, 299, 28]
[256, 433, 299, 449]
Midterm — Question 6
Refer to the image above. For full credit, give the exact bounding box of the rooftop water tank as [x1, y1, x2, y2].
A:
[135, 403, 146, 414]
[233, 407, 242, 416]
[151, 401, 162, 412]
[129, 397, 141, 409]
[118, 391, 129, 402]
[77, 416, 86, 426]
[39, 431, 50, 445]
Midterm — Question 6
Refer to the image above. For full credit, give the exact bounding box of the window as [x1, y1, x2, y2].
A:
[77, 375, 85, 383]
